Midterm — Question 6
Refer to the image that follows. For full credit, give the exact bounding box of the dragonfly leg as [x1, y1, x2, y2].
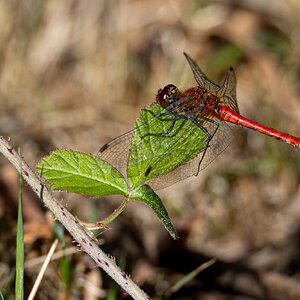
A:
[144, 108, 177, 122]
[165, 116, 181, 135]
[187, 116, 212, 139]
[195, 120, 219, 176]
[142, 115, 186, 139]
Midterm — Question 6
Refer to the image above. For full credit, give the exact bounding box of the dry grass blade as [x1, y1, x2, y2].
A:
[28, 239, 58, 300]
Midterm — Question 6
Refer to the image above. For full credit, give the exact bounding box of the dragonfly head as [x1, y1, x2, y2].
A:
[156, 84, 180, 108]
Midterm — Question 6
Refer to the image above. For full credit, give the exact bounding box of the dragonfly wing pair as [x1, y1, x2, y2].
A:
[183, 52, 239, 113]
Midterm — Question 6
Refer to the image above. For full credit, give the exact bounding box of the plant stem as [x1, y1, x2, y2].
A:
[0, 136, 149, 300]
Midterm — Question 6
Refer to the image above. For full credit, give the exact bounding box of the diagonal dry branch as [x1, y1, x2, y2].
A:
[0, 136, 149, 300]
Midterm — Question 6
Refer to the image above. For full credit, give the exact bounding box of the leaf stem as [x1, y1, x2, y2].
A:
[80, 197, 129, 230]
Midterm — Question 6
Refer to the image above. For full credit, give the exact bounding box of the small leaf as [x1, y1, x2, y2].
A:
[37, 150, 128, 197]
[130, 184, 178, 239]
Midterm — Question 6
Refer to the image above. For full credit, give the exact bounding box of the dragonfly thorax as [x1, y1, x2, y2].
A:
[156, 84, 180, 108]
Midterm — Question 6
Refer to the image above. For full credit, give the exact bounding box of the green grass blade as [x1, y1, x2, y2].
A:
[15, 157, 24, 300]
[167, 258, 216, 296]
[60, 254, 72, 290]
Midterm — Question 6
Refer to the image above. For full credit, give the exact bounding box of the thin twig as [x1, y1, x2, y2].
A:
[0, 136, 149, 300]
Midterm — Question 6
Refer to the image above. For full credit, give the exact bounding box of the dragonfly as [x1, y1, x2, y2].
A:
[98, 53, 300, 190]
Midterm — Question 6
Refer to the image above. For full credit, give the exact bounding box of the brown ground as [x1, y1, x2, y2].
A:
[0, 1, 300, 299]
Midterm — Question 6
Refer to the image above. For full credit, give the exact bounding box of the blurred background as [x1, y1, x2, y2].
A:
[0, 0, 300, 299]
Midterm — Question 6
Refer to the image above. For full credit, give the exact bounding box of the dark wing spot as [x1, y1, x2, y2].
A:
[99, 143, 109, 153]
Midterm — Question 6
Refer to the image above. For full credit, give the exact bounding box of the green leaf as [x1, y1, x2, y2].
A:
[127, 103, 208, 188]
[130, 184, 178, 239]
[37, 150, 128, 197]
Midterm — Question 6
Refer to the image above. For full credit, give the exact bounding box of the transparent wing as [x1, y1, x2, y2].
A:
[147, 121, 233, 190]
[217, 67, 239, 113]
[98, 129, 134, 167]
[184, 53, 239, 113]
[98, 105, 179, 168]
[183, 52, 220, 93]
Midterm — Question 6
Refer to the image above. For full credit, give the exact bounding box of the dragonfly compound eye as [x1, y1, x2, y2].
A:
[156, 84, 179, 108]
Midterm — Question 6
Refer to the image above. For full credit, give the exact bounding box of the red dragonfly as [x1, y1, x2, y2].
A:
[99, 53, 300, 190]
